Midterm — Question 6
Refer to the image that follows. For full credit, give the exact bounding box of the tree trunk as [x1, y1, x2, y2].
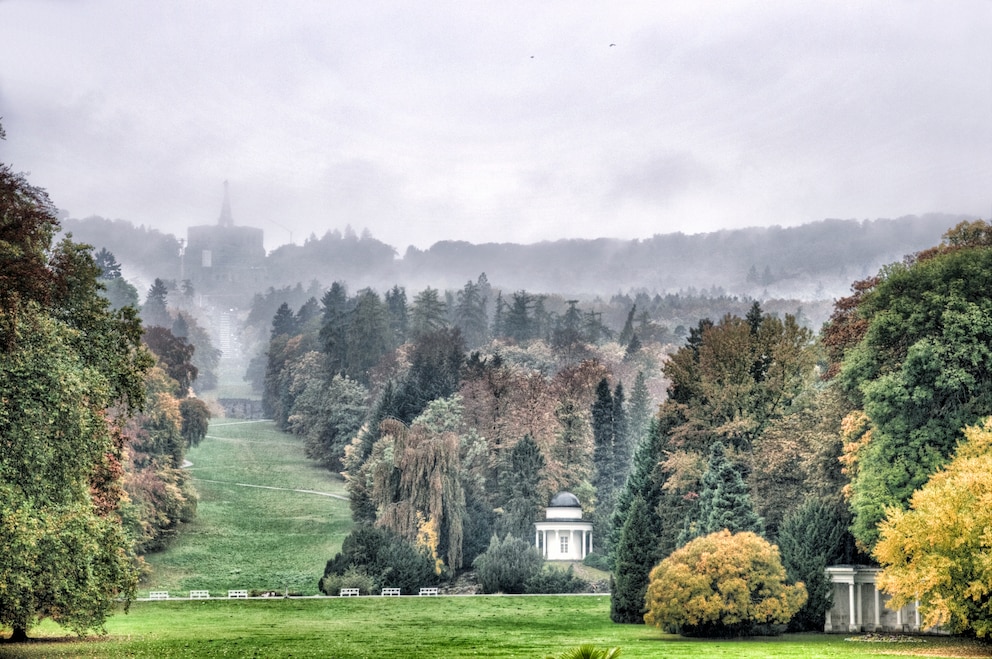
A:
[10, 625, 28, 642]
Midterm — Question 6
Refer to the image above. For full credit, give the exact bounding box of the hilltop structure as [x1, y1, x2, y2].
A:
[534, 492, 593, 561]
[185, 182, 265, 306]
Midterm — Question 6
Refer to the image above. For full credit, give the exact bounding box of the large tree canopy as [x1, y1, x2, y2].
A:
[836, 223, 992, 549]
[1, 147, 150, 639]
[875, 418, 992, 636]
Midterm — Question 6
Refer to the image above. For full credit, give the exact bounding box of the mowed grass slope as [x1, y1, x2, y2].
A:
[140, 419, 352, 596]
[5, 597, 991, 659]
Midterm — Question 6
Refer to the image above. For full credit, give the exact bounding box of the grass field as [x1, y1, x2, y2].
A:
[5, 402, 991, 657]
[3, 596, 991, 659]
[140, 418, 353, 596]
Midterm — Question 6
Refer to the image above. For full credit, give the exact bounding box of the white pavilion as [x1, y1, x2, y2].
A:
[534, 492, 593, 561]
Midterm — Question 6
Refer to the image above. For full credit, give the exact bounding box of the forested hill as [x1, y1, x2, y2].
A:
[64, 213, 969, 301]
[399, 214, 968, 298]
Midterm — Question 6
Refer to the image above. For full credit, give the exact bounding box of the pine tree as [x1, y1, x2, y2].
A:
[384, 285, 408, 347]
[499, 434, 546, 539]
[141, 278, 171, 327]
[608, 417, 666, 562]
[611, 382, 631, 489]
[610, 496, 659, 623]
[778, 499, 851, 631]
[618, 304, 636, 346]
[455, 279, 488, 348]
[626, 372, 652, 450]
[591, 378, 615, 491]
[319, 282, 349, 373]
[680, 441, 764, 545]
[271, 301, 297, 339]
[344, 288, 390, 384]
[410, 286, 448, 337]
[505, 291, 534, 342]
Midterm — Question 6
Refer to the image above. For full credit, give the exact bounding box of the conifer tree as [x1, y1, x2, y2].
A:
[608, 416, 666, 561]
[141, 277, 171, 327]
[610, 496, 659, 623]
[384, 285, 408, 346]
[499, 434, 546, 539]
[410, 286, 448, 337]
[618, 304, 636, 346]
[611, 382, 631, 488]
[454, 278, 488, 348]
[778, 498, 851, 631]
[680, 441, 764, 545]
[626, 371, 652, 449]
[271, 301, 297, 339]
[319, 282, 349, 372]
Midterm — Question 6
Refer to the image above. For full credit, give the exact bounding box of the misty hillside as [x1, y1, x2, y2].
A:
[398, 214, 968, 299]
[63, 213, 970, 304]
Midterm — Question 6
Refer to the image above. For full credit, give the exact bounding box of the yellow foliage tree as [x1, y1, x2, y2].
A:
[643, 530, 807, 637]
[875, 418, 992, 636]
[416, 511, 444, 576]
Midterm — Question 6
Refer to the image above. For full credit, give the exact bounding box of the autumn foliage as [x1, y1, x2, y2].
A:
[875, 417, 992, 636]
[643, 530, 807, 637]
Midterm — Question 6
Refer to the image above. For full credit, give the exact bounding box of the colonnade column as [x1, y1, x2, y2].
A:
[848, 581, 857, 632]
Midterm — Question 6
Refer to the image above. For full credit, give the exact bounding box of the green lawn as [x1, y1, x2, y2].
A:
[140, 418, 353, 596]
[3, 596, 989, 659]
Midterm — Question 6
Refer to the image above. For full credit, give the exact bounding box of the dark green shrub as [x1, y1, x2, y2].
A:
[318, 566, 377, 596]
[319, 525, 438, 595]
[524, 565, 589, 594]
[582, 552, 610, 571]
[473, 534, 543, 594]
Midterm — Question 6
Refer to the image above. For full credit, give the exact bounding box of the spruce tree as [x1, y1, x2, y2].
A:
[384, 285, 409, 346]
[778, 499, 851, 631]
[680, 441, 764, 545]
[499, 434, 546, 539]
[608, 416, 666, 561]
[141, 277, 171, 327]
[611, 382, 631, 489]
[319, 282, 350, 372]
[626, 371, 652, 449]
[591, 378, 617, 543]
[610, 496, 659, 623]
[270, 302, 297, 338]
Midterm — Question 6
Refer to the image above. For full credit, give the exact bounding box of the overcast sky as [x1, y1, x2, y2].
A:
[1, 2, 991, 252]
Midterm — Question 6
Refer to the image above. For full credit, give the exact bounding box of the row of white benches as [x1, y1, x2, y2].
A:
[340, 587, 438, 597]
[148, 590, 247, 599]
[146, 587, 440, 599]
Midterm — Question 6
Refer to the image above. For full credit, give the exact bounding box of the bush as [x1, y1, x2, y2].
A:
[644, 530, 807, 637]
[318, 566, 377, 596]
[319, 525, 438, 595]
[525, 565, 589, 594]
[582, 552, 611, 571]
[778, 499, 852, 631]
[473, 534, 543, 594]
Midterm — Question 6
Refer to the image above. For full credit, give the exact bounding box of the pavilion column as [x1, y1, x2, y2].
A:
[873, 583, 880, 630]
[856, 582, 863, 629]
[914, 600, 920, 631]
[848, 581, 856, 632]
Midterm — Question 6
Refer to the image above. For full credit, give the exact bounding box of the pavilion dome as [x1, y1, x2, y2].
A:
[549, 492, 581, 508]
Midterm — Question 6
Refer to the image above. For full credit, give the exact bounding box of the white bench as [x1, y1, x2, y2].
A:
[227, 590, 249, 599]
[381, 588, 401, 596]
[189, 590, 210, 599]
[418, 587, 439, 596]
[339, 588, 361, 597]
[148, 591, 169, 600]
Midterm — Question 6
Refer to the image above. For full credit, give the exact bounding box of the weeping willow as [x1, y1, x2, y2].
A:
[372, 417, 467, 570]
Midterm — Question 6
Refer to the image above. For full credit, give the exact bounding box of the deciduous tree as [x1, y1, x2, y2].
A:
[644, 530, 807, 637]
[874, 418, 992, 636]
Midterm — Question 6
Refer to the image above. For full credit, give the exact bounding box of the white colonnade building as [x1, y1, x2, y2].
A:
[534, 492, 593, 561]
